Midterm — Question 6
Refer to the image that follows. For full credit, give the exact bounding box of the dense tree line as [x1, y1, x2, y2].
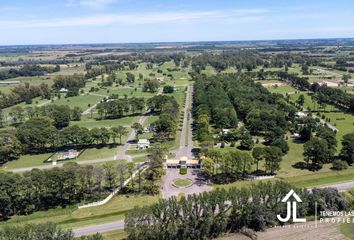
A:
[0, 117, 129, 163]
[277, 72, 354, 113]
[0, 160, 151, 220]
[0, 82, 51, 109]
[0, 222, 103, 240]
[194, 73, 295, 146]
[2, 104, 82, 127]
[149, 95, 179, 141]
[96, 97, 145, 119]
[0, 64, 60, 81]
[125, 181, 346, 240]
[191, 50, 263, 73]
[0, 143, 167, 221]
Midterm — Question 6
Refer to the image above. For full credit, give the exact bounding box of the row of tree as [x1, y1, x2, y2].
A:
[0, 117, 129, 163]
[0, 160, 146, 220]
[0, 82, 51, 109]
[0, 222, 102, 240]
[0, 64, 60, 80]
[125, 181, 346, 240]
[277, 72, 354, 113]
[2, 104, 82, 127]
[96, 97, 145, 119]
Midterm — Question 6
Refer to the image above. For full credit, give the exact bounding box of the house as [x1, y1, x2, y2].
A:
[221, 129, 231, 135]
[137, 139, 150, 149]
[166, 156, 201, 168]
[59, 88, 68, 93]
[295, 112, 307, 118]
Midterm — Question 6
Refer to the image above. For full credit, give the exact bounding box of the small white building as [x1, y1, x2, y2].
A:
[59, 88, 68, 93]
[137, 139, 150, 149]
[221, 129, 231, 135]
[295, 112, 307, 118]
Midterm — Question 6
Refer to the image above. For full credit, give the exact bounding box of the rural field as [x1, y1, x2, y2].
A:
[1, 33, 354, 240]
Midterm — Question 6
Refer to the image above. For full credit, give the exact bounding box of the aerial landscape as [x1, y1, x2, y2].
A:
[0, 1, 354, 240]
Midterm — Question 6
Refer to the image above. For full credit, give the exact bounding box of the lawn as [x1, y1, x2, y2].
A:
[53, 94, 103, 110]
[340, 222, 354, 240]
[97, 230, 127, 240]
[173, 178, 193, 187]
[1, 146, 120, 170]
[0, 195, 160, 230]
[71, 116, 139, 128]
[267, 85, 298, 95]
[1, 153, 52, 170]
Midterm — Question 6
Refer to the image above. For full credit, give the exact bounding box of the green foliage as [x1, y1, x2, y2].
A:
[125, 181, 346, 240]
[303, 137, 335, 170]
[332, 160, 349, 170]
[340, 132, 354, 165]
[179, 168, 187, 175]
[0, 222, 74, 240]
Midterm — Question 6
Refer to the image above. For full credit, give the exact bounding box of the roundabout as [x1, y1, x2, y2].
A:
[173, 178, 193, 188]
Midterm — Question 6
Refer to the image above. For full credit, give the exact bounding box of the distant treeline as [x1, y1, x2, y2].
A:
[0, 64, 60, 81]
[277, 72, 354, 113]
[191, 50, 264, 72]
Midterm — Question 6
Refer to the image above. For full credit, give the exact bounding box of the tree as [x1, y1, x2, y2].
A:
[252, 147, 264, 172]
[143, 79, 159, 92]
[103, 162, 118, 191]
[264, 146, 282, 174]
[0, 133, 22, 164]
[151, 113, 177, 140]
[340, 132, 354, 165]
[0, 109, 4, 128]
[296, 94, 305, 106]
[163, 85, 175, 93]
[111, 126, 129, 145]
[239, 130, 254, 150]
[71, 106, 82, 121]
[342, 74, 351, 86]
[126, 72, 135, 83]
[131, 122, 143, 140]
[270, 138, 289, 154]
[303, 137, 333, 170]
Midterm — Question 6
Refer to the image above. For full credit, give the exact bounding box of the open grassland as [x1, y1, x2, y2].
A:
[53, 94, 103, 110]
[72, 116, 139, 128]
[1, 145, 122, 170]
[0, 195, 159, 230]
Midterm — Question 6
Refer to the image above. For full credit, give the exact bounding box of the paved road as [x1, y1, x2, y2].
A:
[10, 156, 117, 173]
[320, 181, 354, 191]
[73, 220, 124, 237]
[173, 85, 194, 159]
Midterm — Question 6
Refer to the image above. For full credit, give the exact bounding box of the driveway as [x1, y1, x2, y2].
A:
[161, 168, 212, 199]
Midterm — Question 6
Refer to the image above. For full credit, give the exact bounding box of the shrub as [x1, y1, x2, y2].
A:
[332, 160, 349, 170]
[230, 142, 235, 147]
[179, 168, 187, 175]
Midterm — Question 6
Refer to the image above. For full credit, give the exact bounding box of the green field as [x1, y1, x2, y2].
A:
[0, 195, 159, 230]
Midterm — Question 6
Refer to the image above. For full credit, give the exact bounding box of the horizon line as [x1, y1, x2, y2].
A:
[1, 37, 354, 48]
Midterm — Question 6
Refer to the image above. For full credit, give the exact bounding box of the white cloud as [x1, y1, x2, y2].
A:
[66, 0, 118, 9]
[0, 9, 267, 28]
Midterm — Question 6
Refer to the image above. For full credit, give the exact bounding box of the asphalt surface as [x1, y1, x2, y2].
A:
[73, 220, 125, 237]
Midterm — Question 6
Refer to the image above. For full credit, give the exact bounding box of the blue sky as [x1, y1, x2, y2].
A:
[0, 0, 354, 45]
